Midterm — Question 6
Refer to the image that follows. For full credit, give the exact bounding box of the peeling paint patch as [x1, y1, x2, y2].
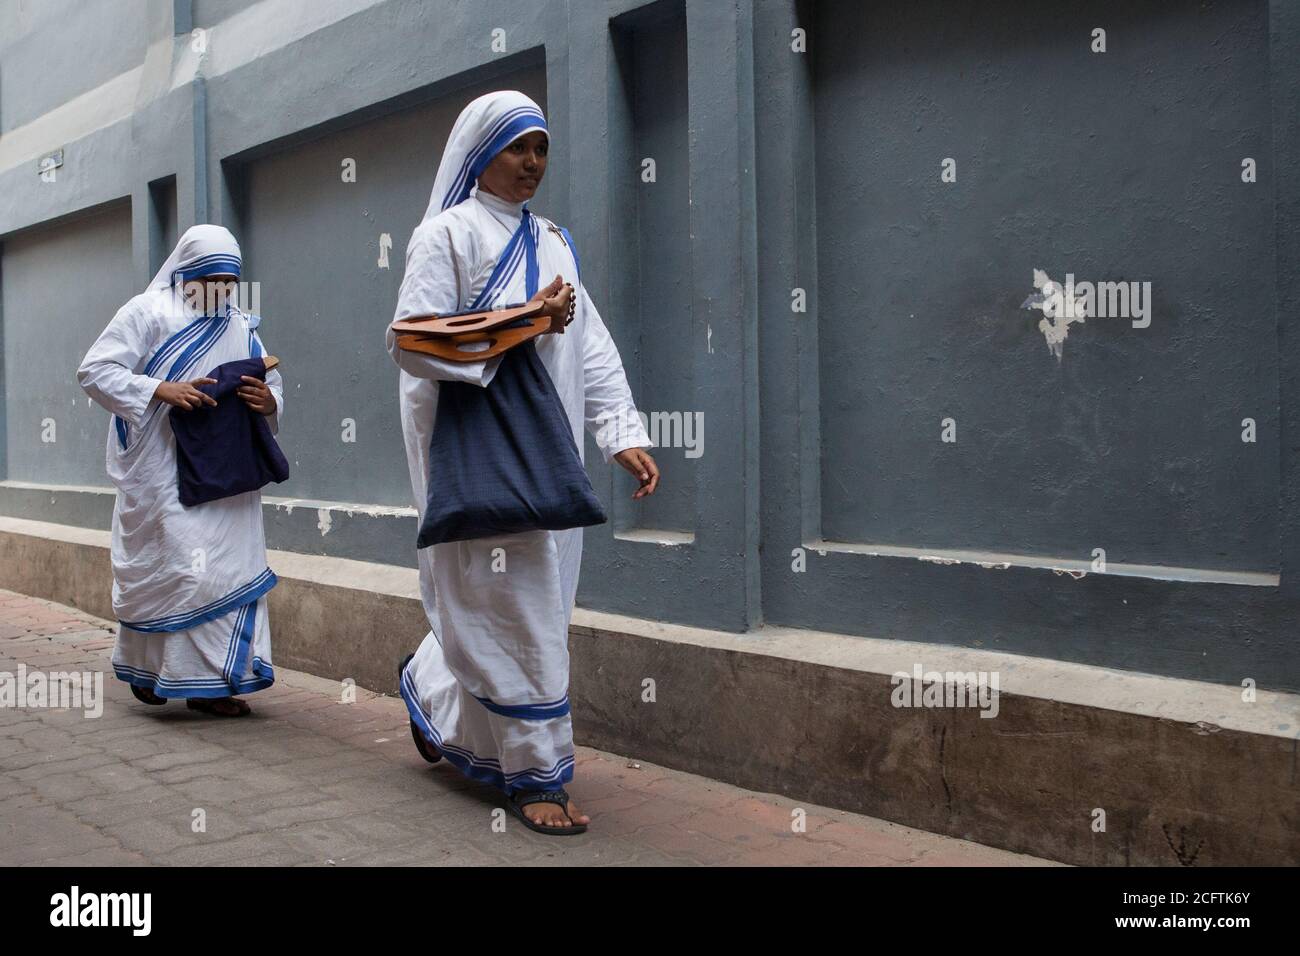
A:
[809, 538, 1278, 586]
[268, 497, 417, 519]
[338, 503, 411, 518]
[1022, 268, 1087, 361]
[317, 508, 332, 536]
[1052, 568, 1088, 580]
[916, 555, 1011, 571]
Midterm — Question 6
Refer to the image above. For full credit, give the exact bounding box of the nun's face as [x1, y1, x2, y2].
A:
[478, 130, 548, 203]
[181, 275, 239, 315]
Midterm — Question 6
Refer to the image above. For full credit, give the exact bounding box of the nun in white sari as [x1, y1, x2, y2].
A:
[390, 90, 659, 833]
[78, 225, 284, 717]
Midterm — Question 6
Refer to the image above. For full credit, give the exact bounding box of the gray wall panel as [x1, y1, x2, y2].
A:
[610, 2, 695, 534]
[233, 67, 548, 507]
[3, 202, 135, 485]
[0, 0, 151, 134]
[813, 0, 1278, 574]
[192, 0, 263, 28]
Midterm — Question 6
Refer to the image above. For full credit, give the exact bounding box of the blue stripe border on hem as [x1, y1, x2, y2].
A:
[473, 694, 571, 720]
[115, 657, 274, 698]
[399, 666, 574, 795]
[116, 597, 273, 697]
[119, 568, 277, 633]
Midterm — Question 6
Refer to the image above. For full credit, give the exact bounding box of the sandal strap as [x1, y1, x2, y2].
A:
[188, 696, 249, 715]
[511, 788, 569, 809]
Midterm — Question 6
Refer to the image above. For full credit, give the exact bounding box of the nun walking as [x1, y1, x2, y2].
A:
[389, 90, 659, 834]
[78, 224, 284, 717]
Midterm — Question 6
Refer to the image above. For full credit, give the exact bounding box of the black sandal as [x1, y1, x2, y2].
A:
[130, 684, 168, 706]
[409, 720, 443, 763]
[400, 654, 442, 764]
[186, 696, 251, 717]
[506, 788, 588, 836]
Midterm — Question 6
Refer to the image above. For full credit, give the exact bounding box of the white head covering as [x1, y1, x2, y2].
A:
[396, 91, 549, 323]
[147, 224, 242, 292]
[424, 90, 548, 221]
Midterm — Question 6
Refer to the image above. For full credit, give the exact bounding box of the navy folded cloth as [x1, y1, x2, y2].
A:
[417, 340, 607, 547]
[170, 357, 290, 507]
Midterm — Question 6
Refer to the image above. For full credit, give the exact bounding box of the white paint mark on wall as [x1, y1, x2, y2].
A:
[317, 508, 333, 536]
[1022, 268, 1087, 361]
[1052, 568, 1088, 580]
[916, 554, 1009, 571]
[266, 496, 417, 519]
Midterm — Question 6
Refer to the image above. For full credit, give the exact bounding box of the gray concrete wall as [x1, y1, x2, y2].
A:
[612, 2, 696, 535]
[192, 0, 262, 28]
[1, 202, 136, 486]
[1, 0, 1297, 691]
[230, 69, 549, 508]
[813, 0, 1278, 573]
[0, 0, 152, 134]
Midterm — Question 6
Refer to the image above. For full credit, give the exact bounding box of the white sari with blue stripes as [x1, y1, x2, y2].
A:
[389, 183, 650, 794]
[79, 267, 284, 700]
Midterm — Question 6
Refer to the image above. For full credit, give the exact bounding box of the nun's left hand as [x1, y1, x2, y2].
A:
[237, 376, 277, 415]
[614, 447, 660, 499]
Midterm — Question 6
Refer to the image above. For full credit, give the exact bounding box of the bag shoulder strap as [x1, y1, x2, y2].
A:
[558, 226, 581, 284]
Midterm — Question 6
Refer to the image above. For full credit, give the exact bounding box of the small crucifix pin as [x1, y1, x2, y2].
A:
[547, 224, 568, 247]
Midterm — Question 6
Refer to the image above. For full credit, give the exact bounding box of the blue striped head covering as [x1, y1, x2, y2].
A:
[147, 224, 242, 292]
[425, 90, 548, 218]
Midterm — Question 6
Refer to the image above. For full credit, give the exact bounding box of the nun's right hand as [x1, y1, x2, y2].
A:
[542, 285, 575, 335]
[530, 274, 565, 304]
[154, 378, 219, 411]
[530, 274, 571, 333]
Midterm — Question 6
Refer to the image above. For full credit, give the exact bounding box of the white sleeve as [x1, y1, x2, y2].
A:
[253, 330, 285, 436]
[387, 220, 503, 387]
[76, 299, 163, 427]
[580, 284, 652, 463]
[264, 366, 284, 436]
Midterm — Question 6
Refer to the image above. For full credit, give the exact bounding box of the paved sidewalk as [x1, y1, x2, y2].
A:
[0, 589, 1055, 866]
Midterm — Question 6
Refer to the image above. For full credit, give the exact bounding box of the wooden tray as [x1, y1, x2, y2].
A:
[394, 316, 550, 363]
[390, 301, 544, 337]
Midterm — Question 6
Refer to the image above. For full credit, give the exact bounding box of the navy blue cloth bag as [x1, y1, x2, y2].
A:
[416, 338, 607, 548]
[170, 357, 290, 507]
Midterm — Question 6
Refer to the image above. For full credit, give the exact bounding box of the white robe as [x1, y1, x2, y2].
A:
[390, 184, 650, 792]
[78, 286, 284, 698]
